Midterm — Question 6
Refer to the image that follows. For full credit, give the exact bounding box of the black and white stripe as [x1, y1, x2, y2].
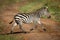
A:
[9, 6, 51, 33]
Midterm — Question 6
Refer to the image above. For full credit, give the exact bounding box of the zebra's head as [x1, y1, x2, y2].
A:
[38, 6, 51, 18]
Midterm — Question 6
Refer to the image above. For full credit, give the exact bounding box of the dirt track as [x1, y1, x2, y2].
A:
[0, 10, 60, 40]
[0, 2, 60, 40]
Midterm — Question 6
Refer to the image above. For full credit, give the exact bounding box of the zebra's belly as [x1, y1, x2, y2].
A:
[23, 19, 33, 23]
[22, 16, 39, 24]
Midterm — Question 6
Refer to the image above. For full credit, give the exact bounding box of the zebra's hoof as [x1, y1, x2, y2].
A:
[43, 29, 46, 31]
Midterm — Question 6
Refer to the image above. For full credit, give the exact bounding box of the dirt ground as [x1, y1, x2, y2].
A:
[0, 2, 60, 40]
[1, 10, 60, 40]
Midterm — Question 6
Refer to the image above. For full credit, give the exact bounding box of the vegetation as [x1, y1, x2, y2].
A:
[19, 0, 60, 22]
[0, 35, 24, 40]
[0, 0, 60, 40]
[0, 0, 60, 22]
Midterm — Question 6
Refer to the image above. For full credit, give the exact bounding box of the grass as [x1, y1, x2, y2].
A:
[47, 0, 60, 22]
[19, 2, 36, 13]
[0, 35, 16, 40]
[0, 34, 24, 40]
[18, 0, 46, 13]
[0, 0, 60, 40]
[0, 0, 60, 21]
[18, 0, 49, 13]
[18, 0, 60, 22]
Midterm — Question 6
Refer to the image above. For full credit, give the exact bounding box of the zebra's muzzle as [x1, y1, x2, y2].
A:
[48, 15, 51, 18]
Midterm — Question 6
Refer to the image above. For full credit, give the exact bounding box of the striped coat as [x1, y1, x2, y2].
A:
[9, 6, 51, 33]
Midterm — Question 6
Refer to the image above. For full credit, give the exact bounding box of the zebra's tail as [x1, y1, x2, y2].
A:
[9, 20, 13, 24]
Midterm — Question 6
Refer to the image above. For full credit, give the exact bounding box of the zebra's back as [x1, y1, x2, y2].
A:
[14, 13, 34, 23]
[14, 13, 39, 23]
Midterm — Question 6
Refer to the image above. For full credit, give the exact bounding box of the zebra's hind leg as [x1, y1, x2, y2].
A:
[17, 21, 28, 33]
[15, 20, 27, 33]
[19, 24, 29, 33]
[10, 22, 17, 34]
[19, 24, 30, 33]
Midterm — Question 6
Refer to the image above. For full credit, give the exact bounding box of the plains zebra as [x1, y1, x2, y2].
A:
[9, 6, 51, 33]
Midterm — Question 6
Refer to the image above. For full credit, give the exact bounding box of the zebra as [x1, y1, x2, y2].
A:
[9, 6, 51, 33]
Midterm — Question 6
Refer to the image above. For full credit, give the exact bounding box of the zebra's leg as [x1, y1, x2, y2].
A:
[19, 23, 28, 33]
[19, 24, 24, 32]
[10, 22, 17, 33]
[30, 21, 37, 31]
[19, 24, 27, 33]
[37, 19, 46, 31]
[17, 20, 26, 33]
[15, 20, 27, 33]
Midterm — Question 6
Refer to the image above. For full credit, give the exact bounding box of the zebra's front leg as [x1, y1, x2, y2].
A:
[30, 25, 37, 31]
[30, 21, 37, 31]
[10, 23, 17, 34]
[37, 19, 46, 31]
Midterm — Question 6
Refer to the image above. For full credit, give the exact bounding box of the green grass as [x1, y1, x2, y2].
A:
[18, 0, 47, 13]
[47, 0, 60, 22]
[0, 0, 59, 22]
[0, 35, 16, 40]
[19, 0, 60, 22]
[0, 35, 24, 40]
[0, 0, 60, 40]
[19, 2, 36, 13]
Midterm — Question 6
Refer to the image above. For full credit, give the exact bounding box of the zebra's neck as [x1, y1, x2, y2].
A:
[32, 9, 44, 18]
